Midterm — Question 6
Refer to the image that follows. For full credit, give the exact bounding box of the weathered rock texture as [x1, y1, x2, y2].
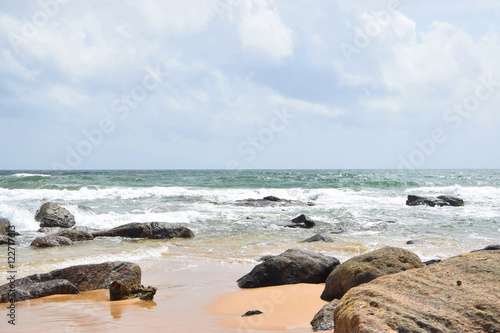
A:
[301, 233, 334, 243]
[35, 202, 76, 228]
[109, 280, 157, 301]
[310, 299, 339, 332]
[334, 250, 500, 333]
[238, 249, 340, 288]
[92, 222, 194, 239]
[1, 280, 79, 303]
[321, 247, 424, 301]
[406, 195, 464, 207]
[54, 229, 94, 241]
[0, 218, 11, 235]
[30, 236, 73, 247]
[0, 261, 141, 302]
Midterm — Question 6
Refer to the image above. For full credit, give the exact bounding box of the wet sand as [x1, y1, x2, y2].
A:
[1, 260, 327, 333]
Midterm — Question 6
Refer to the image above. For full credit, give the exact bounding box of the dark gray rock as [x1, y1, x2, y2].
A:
[237, 249, 340, 288]
[242, 310, 263, 317]
[406, 195, 449, 207]
[92, 222, 194, 239]
[263, 196, 281, 202]
[1, 279, 79, 303]
[30, 236, 73, 247]
[471, 244, 500, 252]
[406, 239, 425, 245]
[301, 233, 334, 243]
[35, 202, 76, 228]
[423, 259, 442, 266]
[321, 247, 424, 301]
[0, 261, 141, 299]
[310, 299, 339, 332]
[437, 195, 465, 206]
[286, 214, 315, 228]
[234, 198, 310, 207]
[406, 195, 464, 207]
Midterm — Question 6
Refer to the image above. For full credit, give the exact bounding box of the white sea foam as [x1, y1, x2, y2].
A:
[12, 173, 51, 178]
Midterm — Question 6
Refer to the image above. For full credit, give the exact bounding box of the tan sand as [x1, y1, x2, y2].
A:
[207, 283, 327, 332]
[1, 261, 327, 333]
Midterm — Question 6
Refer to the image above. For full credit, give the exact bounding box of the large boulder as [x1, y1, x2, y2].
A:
[406, 195, 464, 207]
[92, 222, 194, 239]
[321, 247, 424, 301]
[30, 236, 73, 247]
[0, 261, 141, 302]
[334, 250, 500, 333]
[237, 249, 340, 288]
[35, 202, 76, 228]
[1, 279, 79, 303]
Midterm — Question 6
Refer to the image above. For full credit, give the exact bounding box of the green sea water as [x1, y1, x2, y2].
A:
[0, 169, 499, 275]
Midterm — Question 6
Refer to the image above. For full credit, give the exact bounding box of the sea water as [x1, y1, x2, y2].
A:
[0, 170, 499, 277]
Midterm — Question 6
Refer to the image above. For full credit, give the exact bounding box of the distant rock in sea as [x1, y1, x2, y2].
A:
[406, 195, 464, 207]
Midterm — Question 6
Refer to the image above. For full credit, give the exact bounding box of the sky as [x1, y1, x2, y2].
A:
[1, 0, 500, 170]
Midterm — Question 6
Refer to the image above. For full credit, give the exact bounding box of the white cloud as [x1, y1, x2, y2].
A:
[238, 0, 293, 60]
[127, 0, 214, 34]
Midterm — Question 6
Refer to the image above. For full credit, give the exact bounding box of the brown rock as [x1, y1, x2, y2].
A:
[334, 250, 500, 333]
[109, 281, 157, 301]
[321, 247, 424, 301]
[0, 261, 141, 299]
[54, 229, 94, 241]
[30, 236, 73, 247]
[92, 222, 194, 239]
[0, 218, 11, 235]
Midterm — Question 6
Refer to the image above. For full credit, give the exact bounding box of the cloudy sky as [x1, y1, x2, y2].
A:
[1, 0, 499, 170]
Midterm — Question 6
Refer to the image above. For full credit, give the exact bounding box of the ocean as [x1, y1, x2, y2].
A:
[1, 169, 499, 277]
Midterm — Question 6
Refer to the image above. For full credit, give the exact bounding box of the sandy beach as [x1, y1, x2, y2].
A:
[1, 259, 328, 333]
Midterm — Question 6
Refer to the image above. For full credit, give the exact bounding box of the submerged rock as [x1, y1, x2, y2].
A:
[92, 222, 194, 239]
[237, 249, 340, 288]
[109, 280, 157, 301]
[321, 246, 424, 301]
[285, 214, 315, 229]
[301, 233, 334, 243]
[406, 194, 464, 207]
[310, 299, 339, 332]
[30, 236, 73, 247]
[333, 250, 500, 333]
[234, 197, 311, 207]
[35, 202, 76, 228]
